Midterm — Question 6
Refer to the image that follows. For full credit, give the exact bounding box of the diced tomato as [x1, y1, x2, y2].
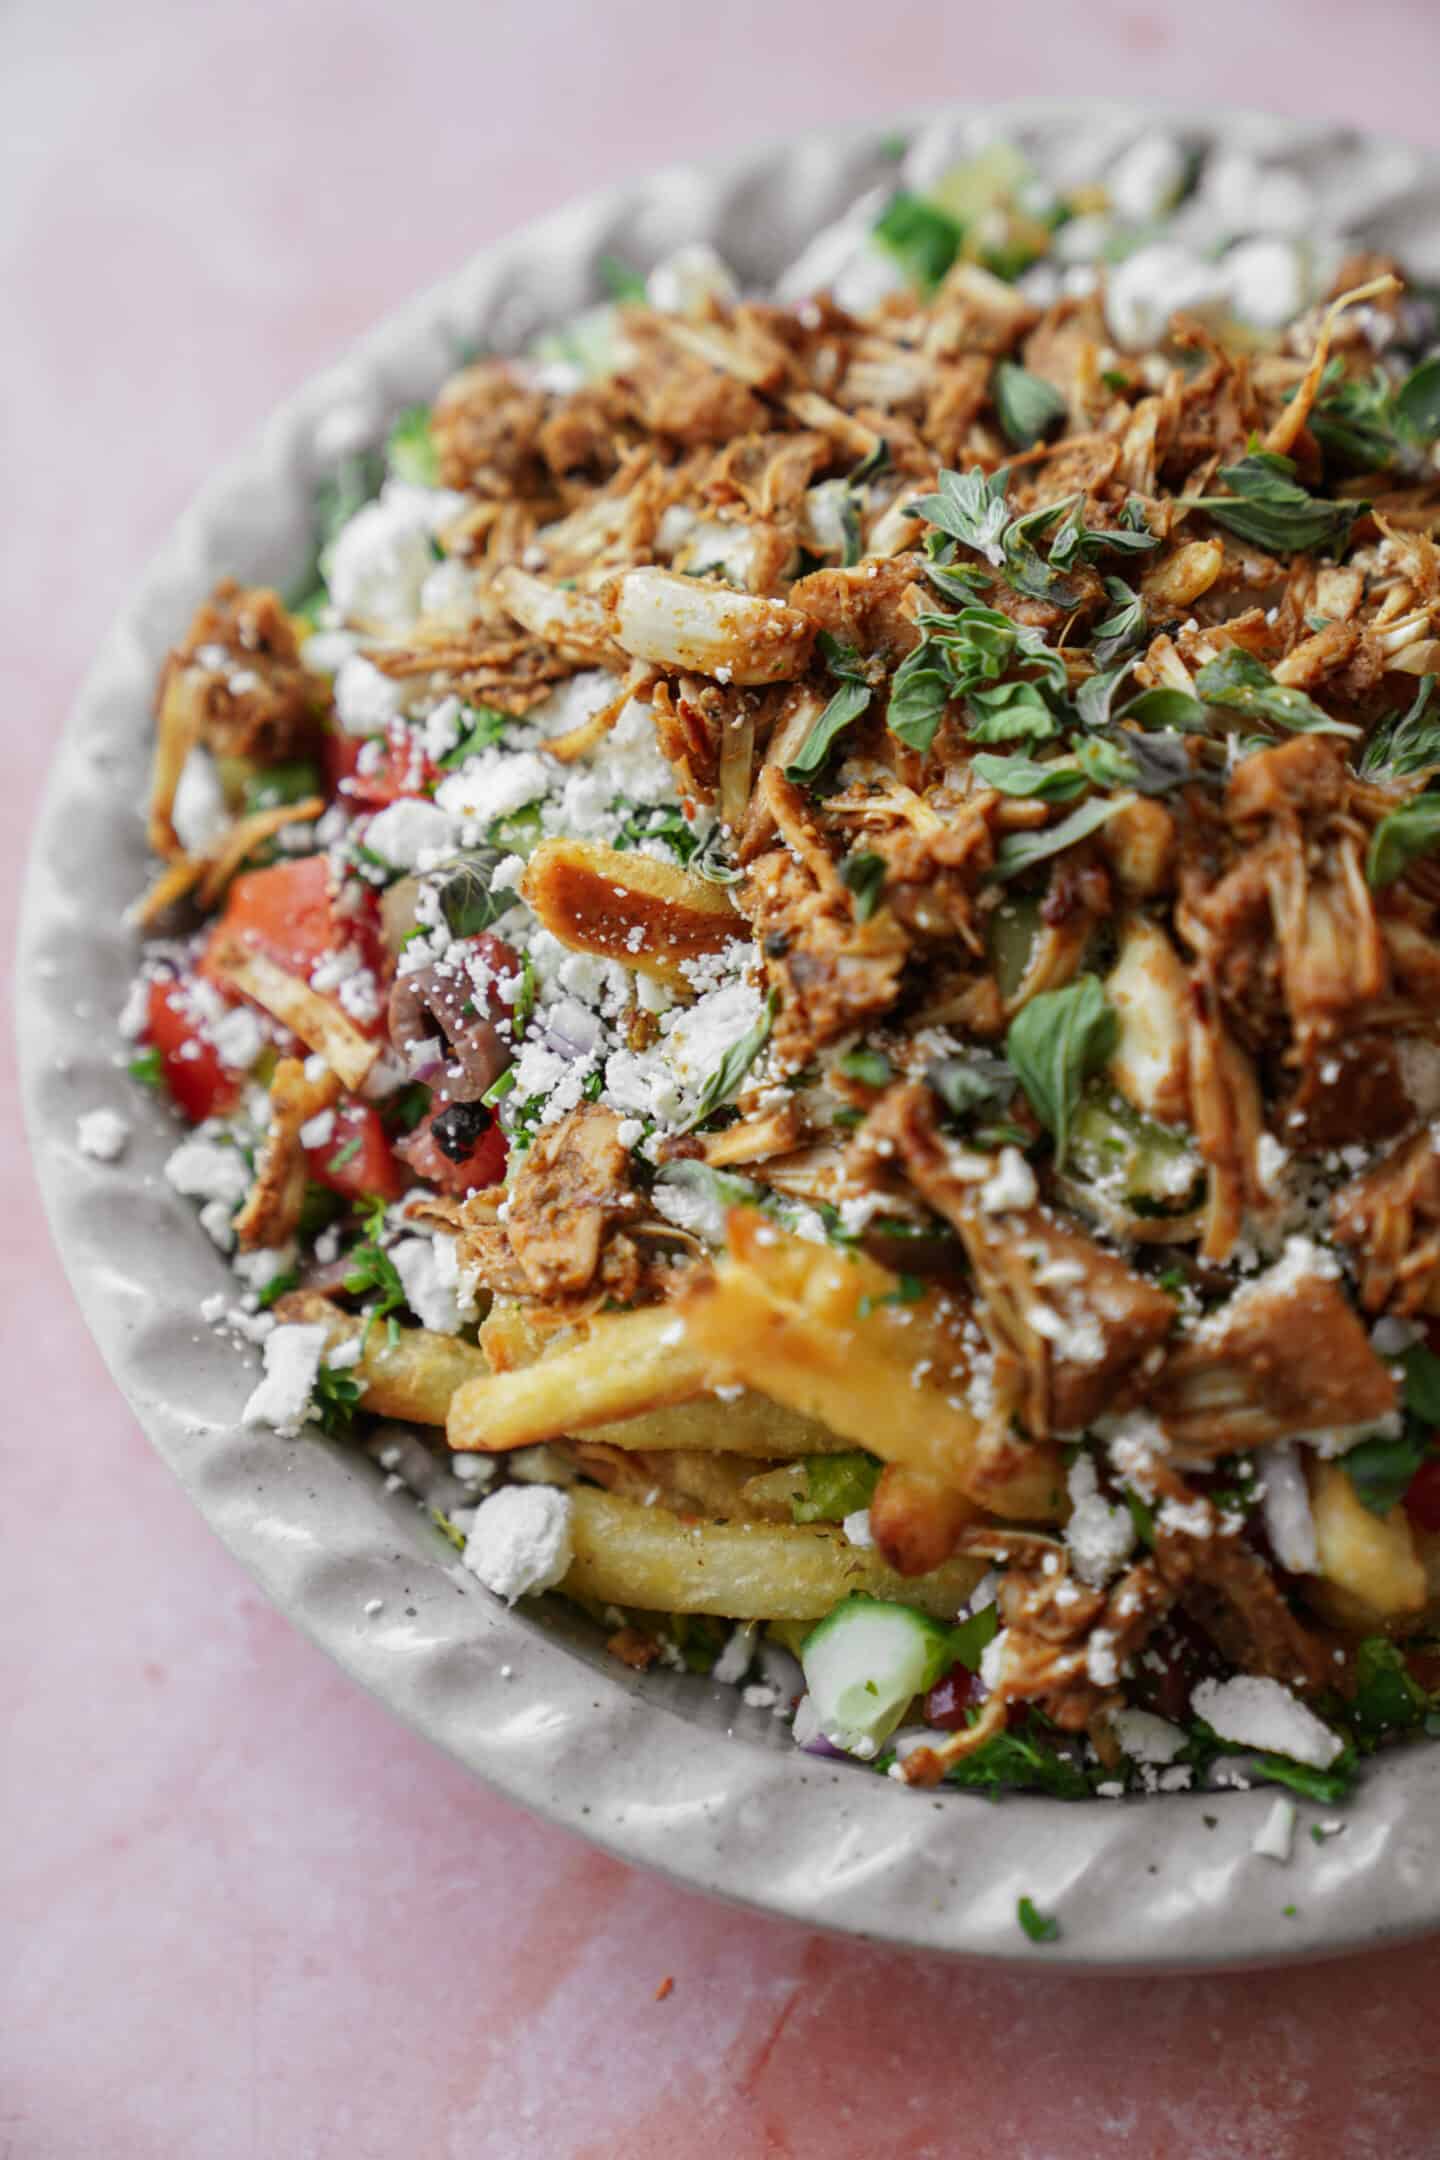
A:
[397, 1103, 508, 1196]
[324, 723, 433, 809]
[205, 853, 335, 979]
[1404, 1457, 1440, 1532]
[145, 977, 243, 1124]
[306, 1102, 403, 1202]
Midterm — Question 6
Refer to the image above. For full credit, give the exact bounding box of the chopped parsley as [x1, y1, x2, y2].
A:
[1016, 1896, 1061, 1944]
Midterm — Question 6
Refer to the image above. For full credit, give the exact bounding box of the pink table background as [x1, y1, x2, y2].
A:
[7, 4, 1440, 2153]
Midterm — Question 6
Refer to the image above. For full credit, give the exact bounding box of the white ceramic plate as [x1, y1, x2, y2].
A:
[20, 100, 1440, 1967]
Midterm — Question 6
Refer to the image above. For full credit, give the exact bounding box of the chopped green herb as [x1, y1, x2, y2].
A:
[971, 751, 1085, 801]
[910, 465, 1012, 567]
[241, 759, 323, 815]
[1342, 1427, 1427, 1516]
[1366, 789, 1440, 889]
[886, 639, 955, 754]
[992, 361, 1067, 449]
[966, 678, 1060, 745]
[873, 191, 963, 291]
[1091, 578, 1147, 665]
[1121, 687, 1211, 733]
[311, 1363, 363, 1437]
[950, 1601, 999, 1673]
[437, 705, 511, 768]
[437, 852, 510, 936]
[1349, 1636, 1428, 1741]
[1005, 974, 1118, 1167]
[256, 1267, 299, 1311]
[1358, 675, 1440, 781]
[598, 253, 647, 301]
[1195, 647, 1356, 737]
[992, 795, 1122, 880]
[835, 1047, 894, 1088]
[386, 404, 439, 487]
[127, 1045, 165, 1091]
[682, 990, 777, 1133]
[838, 850, 887, 922]
[926, 1050, 1015, 1125]
[326, 1134, 362, 1175]
[857, 1273, 926, 1317]
[786, 684, 868, 780]
[1395, 355, 1440, 442]
[1191, 450, 1363, 556]
[1017, 1896, 1061, 1944]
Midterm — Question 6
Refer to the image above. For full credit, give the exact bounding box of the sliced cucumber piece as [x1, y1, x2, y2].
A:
[986, 894, 1043, 999]
[1068, 1085, 1202, 1217]
[801, 1594, 956, 1756]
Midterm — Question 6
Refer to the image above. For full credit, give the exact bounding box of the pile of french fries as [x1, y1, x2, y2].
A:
[282, 1205, 1076, 1623]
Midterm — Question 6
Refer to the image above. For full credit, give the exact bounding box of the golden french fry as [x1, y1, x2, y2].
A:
[561, 1487, 984, 1620]
[275, 1291, 487, 1425]
[475, 1299, 849, 1457]
[448, 1304, 717, 1452]
[206, 935, 378, 1091]
[870, 1463, 979, 1577]
[677, 1215, 999, 1494]
[1306, 1458, 1427, 1628]
[520, 836, 741, 989]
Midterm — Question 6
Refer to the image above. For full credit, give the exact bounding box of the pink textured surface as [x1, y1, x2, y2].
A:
[7, 5, 1440, 2154]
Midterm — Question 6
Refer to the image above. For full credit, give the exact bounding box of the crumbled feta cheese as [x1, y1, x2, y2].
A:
[842, 1508, 874, 1549]
[210, 1005, 264, 1073]
[76, 1108, 129, 1162]
[361, 798, 458, 869]
[979, 1146, 1037, 1214]
[978, 1627, 1010, 1695]
[1105, 131, 1185, 222]
[434, 749, 550, 826]
[1064, 1452, 1136, 1587]
[1111, 1708, 1187, 1765]
[419, 695, 464, 764]
[1252, 1795, 1297, 1863]
[1257, 1441, 1318, 1575]
[1086, 1627, 1120, 1687]
[198, 1199, 237, 1251]
[1222, 236, 1306, 329]
[326, 492, 437, 628]
[1190, 1675, 1343, 1770]
[232, 1245, 295, 1293]
[170, 746, 230, 853]
[390, 1235, 464, 1334]
[298, 1108, 336, 1150]
[333, 653, 410, 737]
[164, 1138, 249, 1207]
[646, 241, 739, 316]
[242, 1322, 329, 1436]
[1105, 244, 1230, 349]
[419, 561, 478, 628]
[712, 1623, 757, 1687]
[461, 1485, 574, 1603]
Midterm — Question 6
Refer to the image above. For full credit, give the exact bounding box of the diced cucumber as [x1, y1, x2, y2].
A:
[1068, 1086, 1202, 1216]
[986, 894, 1044, 999]
[801, 1595, 956, 1755]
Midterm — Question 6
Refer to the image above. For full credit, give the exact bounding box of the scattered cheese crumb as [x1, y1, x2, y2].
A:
[1191, 1675, 1343, 1770]
[1252, 1795, 1297, 1863]
[242, 1322, 329, 1437]
[76, 1108, 130, 1162]
[461, 1485, 574, 1603]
